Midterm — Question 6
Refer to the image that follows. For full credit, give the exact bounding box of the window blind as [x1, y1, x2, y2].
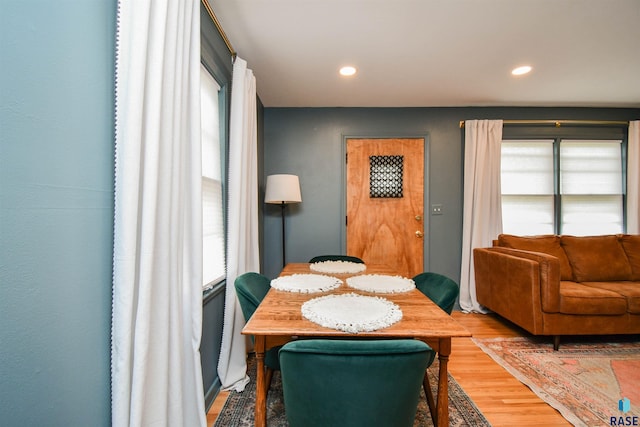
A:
[501, 140, 554, 235]
[560, 140, 623, 235]
[201, 65, 225, 288]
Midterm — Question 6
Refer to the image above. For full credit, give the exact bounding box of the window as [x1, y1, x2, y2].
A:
[501, 140, 555, 235]
[501, 134, 625, 236]
[200, 64, 225, 288]
[559, 140, 623, 235]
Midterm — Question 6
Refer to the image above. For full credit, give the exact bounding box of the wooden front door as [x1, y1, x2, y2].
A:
[346, 138, 424, 278]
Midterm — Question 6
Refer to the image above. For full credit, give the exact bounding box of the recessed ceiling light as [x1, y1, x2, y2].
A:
[512, 65, 532, 76]
[339, 66, 357, 76]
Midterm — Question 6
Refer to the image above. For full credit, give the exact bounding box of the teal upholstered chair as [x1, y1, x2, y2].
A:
[412, 271, 460, 423]
[279, 339, 431, 427]
[412, 272, 460, 315]
[308, 255, 364, 264]
[234, 272, 281, 390]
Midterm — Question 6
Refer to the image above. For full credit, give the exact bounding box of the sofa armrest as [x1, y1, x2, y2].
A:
[474, 247, 561, 314]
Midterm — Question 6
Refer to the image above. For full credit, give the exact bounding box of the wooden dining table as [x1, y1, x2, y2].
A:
[241, 263, 472, 427]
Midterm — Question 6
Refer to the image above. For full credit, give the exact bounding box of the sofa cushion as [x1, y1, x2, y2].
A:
[559, 281, 627, 315]
[561, 235, 633, 282]
[497, 234, 573, 281]
[620, 234, 640, 281]
[581, 281, 640, 314]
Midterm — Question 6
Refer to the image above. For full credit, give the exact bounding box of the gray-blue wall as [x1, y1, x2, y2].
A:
[1, 1, 116, 425]
[261, 107, 640, 280]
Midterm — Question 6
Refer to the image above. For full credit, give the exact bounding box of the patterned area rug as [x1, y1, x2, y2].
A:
[473, 337, 640, 427]
[214, 355, 490, 426]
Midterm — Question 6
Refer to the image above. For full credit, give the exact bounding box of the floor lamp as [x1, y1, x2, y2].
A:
[265, 174, 302, 268]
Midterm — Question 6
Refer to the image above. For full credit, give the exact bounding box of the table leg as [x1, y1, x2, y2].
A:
[436, 337, 451, 427]
[254, 336, 267, 427]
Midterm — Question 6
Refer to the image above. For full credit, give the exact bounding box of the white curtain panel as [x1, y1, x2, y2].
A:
[111, 1, 206, 426]
[459, 120, 504, 313]
[217, 57, 260, 391]
[628, 121, 640, 234]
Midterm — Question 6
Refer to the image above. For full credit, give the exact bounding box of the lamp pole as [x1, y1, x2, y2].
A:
[280, 201, 286, 268]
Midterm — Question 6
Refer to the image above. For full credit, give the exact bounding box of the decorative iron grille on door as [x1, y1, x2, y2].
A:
[369, 155, 404, 198]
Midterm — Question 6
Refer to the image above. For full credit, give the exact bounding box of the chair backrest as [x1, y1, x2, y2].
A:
[412, 272, 460, 314]
[308, 255, 364, 264]
[234, 272, 282, 370]
[234, 272, 271, 322]
[279, 339, 430, 427]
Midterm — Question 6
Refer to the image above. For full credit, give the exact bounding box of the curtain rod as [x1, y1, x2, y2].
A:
[201, 0, 237, 60]
[459, 119, 629, 129]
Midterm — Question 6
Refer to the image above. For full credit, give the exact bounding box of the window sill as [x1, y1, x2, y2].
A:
[203, 279, 226, 304]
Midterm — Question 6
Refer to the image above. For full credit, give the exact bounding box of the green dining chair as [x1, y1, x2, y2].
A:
[412, 272, 460, 315]
[234, 272, 281, 391]
[279, 339, 431, 427]
[412, 271, 460, 423]
[308, 255, 364, 264]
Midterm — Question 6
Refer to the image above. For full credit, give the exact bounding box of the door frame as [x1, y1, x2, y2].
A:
[340, 134, 431, 273]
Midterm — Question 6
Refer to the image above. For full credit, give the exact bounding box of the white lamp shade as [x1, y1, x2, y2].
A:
[265, 174, 302, 204]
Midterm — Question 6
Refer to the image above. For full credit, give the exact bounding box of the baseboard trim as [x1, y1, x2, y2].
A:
[204, 377, 223, 411]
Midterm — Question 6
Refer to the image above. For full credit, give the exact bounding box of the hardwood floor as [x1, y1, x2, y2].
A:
[448, 312, 570, 427]
[206, 388, 230, 427]
[206, 312, 570, 426]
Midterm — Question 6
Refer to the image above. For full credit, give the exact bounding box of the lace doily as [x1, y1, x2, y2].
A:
[346, 274, 416, 294]
[301, 293, 402, 333]
[270, 274, 343, 293]
[309, 260, 367, 274]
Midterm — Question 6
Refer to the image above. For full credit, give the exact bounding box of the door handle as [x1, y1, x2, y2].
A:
[415, 231, 423, 238]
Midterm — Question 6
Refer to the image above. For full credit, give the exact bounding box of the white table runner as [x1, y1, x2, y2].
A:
[346, 274, 415, 293]
[270, 274, 343, 293]
[309, 260, 367, 274]
[301, 293, 402, 333]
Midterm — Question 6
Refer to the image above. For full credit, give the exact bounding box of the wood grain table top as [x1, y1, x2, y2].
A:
[242, 263, 471, 340]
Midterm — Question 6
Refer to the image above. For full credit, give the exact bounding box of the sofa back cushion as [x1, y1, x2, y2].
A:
[561, 235, 632, 282]
[497, 234, 574, 280]
[620, 234, 640, 280]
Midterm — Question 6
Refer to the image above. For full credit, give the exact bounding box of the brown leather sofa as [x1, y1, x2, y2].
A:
[473, 234, 640, 349]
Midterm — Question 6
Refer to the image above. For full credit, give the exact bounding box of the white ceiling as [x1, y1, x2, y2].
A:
[212, 0, 640, 108]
